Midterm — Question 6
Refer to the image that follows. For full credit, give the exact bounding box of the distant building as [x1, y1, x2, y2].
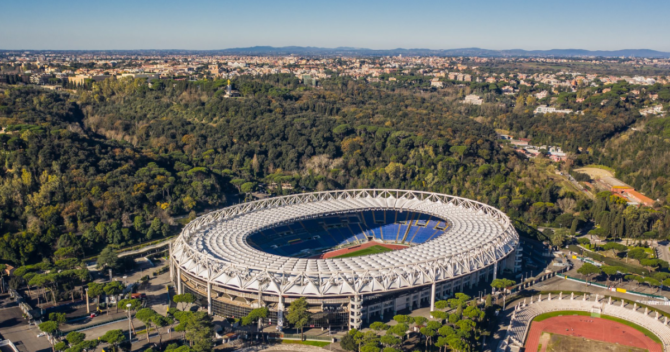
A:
[639, 105, 664, 116]
[302, 74, 317, 87]
[534, 105, 574, 115]
[463, 94, 483, 105]
[624, 190, 655, 207]
[68, 74, 110, 86]
[501, 86, 516, 95]
[430, 78, 443, 88]
[30, 73, 49, 85]
[535, 90, 549, 99]
[510, 138, 531, 146]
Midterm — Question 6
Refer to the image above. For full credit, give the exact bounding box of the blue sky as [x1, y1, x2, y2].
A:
[2, 0, 669, 51]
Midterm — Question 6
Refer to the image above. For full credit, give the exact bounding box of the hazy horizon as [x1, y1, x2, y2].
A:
[2, 0, 669, 52]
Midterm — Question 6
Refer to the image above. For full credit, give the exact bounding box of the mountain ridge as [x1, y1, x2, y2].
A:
[2, 47, 669, 58]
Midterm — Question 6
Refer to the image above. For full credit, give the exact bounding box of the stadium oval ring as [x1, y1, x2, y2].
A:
[171, 189, 519, 298]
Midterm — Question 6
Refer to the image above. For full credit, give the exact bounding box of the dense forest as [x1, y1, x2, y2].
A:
[0, 74, 669, 267]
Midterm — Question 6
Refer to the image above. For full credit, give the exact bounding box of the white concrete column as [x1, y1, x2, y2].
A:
[493, 262, 498, 281]
[207, 282, 212, 315]
[177, 266, 183, 294]
[430, 282, 436, 311]
[85, 289, 90, 314]
[277, 294, 285, 329]
[169, 242, 174, 282]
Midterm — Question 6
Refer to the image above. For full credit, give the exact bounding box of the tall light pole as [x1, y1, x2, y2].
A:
[127, 303, 133, 341]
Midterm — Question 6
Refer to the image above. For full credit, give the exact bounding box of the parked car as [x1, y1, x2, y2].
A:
[131, 293, 147, 300]
[90, 312, 98, 318]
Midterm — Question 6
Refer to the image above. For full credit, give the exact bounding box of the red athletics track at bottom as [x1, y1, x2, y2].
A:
[524, 315, 661, 352]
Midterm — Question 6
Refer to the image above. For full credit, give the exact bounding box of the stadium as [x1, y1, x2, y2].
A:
[169, 189, 521, 330]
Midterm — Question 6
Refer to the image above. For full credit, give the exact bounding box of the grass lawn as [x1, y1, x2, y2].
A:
[532, 311, 662, 344]
[567, 245, 649, 275]
[584, 164, 616, 174]
[333, 245, 394, 258]
[281, 340, 331, 347]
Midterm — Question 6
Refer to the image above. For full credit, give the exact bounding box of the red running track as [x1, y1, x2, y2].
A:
[310, 242, 407, 259]
[525, 315, 661, 352]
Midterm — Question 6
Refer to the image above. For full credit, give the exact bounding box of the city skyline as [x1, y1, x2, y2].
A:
[2, 0, 670, 52]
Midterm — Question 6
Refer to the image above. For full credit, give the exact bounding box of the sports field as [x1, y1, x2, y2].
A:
[312, 242, 407, 259]
[333, 245, 394, 258]
[540, 333, 647, 352]
[525, 314, 662, 352]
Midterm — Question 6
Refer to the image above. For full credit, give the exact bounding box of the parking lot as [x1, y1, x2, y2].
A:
[0, 257, 173, 351]
[0, 301, 52, 352]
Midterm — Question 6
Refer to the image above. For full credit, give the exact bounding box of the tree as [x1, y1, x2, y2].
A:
[173, 293, 196, 311]
[380, 334, 401, 348]
[340, 333, 357, 352]
[577, 237, 591, 246]
[100, 329, 127, 352]
[136, 308, 158, 341]
[434, 300, 449, 310]
[603, 242, 627, 256]
[175, 311, 213, 351]
[152, 314, 173, 347]
[240, 182, 256, 194]
[463, 305, 484, 322]
[393, 315, 412, 325]
[450, 145, 468, 162]
[39, 320, 59, 352]
[550, 228, 570, 247]
[388, 323, 408, 340]
[577, 263, 602, 282]
[360, 331, 380, 347]
[601, 265, 622, 284]
[97, 246, 118, 269]
[491, 278, 515, 291]
[49, 312, 67, 326]
[361, 346, 380, 352]
[448, 293, 471, 309]
[104, 281, 125, 313]
[66, 331, 86, 345]
[119, 298, 142, 334]
[430, 310, 447, 321]
[419, 327, 436, 350]
[370, 322, 390, 331]
[435, 336, 449, 352]
[241, 307, 268, 327]
[286, 297, 311, 340]
[349, 329, 365, 352]
[54, 341, 68, 352]
[87, 282, 104, 312]
[134, 215, 147, 235]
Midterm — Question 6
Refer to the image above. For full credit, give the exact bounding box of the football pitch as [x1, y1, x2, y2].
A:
[332, 245, 395, 258]
[543, 333, 647, 352]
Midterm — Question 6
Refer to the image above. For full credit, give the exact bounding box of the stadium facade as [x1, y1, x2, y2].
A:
[170, 189, 521, 329]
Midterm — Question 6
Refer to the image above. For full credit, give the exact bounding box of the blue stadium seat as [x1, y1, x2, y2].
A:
[248, 210, 446, 256]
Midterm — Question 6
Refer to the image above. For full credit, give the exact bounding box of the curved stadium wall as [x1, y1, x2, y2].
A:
[170, 189, 520, 329]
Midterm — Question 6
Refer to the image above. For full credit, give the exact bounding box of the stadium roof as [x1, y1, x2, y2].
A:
[172, 189, 518, 296]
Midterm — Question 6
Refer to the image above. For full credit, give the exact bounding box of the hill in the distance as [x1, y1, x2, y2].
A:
[208, 46, 670, 58]
[3, 47, 669, 58]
